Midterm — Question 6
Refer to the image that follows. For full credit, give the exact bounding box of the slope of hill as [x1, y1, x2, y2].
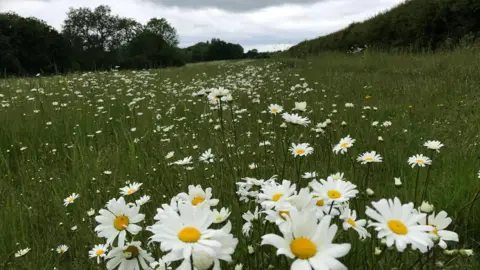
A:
[289, 0, 480, 55]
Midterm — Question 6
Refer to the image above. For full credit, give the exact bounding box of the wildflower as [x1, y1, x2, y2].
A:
[15, 248, 31, 258]
[268, 104, 283, 114]
[329, 172, 345, 181]
[199, 148, 214, 163]
[394, 177, 402, 187]
[103, 170, 112, 175]
[408, 154, 432, 168]
[212, 207, 231, 223]
[345, 103, 354, 107]
[172, 157, 193, 166]
[419, 211, 459, 249]
[89, 244, 108, 264]
[293, 101, 307, 111]
[382, 121, 392, 127]
[340, 208, 370, 239]
[378, 136, 384, 141]
[282, 113, 310, 126]
[235, 263, 243, 270]
[419, 201, 434, 213]
[87, 208, 96, 216]
[248, 163, 257, 169]
[94, 197, 145, 246]
[135, 195, 151, 206]
[56, 245, 69, 254]
[357, 151, 382, 164]
[165, 151, 174, 159]
[366, 197, 433, 252]
[262, 211, 351, 269]
[63, 193, 79, 206]
[310, 177, 359, 204]
[333, 135, 355, 154]
[424, 140, 444, 153]
[290, 143, 314, 157]
[258, 180, 297, 209]
[302, 172, 316, 179]
[120, 182, 143, 196]
[105, 241, 154, 270]
[366, 188, 375, 196]
[177, 185, 219, 207]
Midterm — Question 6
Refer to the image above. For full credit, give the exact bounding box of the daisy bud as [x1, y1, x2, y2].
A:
[374, 247, 382, 255]
[435, 261, 444, 268]
[257, 120, 262, 124]
[193, 250, 214, 269]
[394, 177, 402, 187]
[235, 264, 243, 270]
[280, 123, 287, 128]
[420, 201, 434, 213]
[341, 121, 347, 126]
[248, 245, 254, 254]
[378, 136, 383, 141]
[443, 249, 458, 256]
[459, 249, 474, 257]
[366, 188, 374, 196]
[380, 238, 387, 245]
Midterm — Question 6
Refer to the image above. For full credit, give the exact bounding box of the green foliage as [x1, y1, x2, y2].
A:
[289, 0, 480, 56]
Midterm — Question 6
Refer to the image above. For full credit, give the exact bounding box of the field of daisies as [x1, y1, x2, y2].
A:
[1, 50, 479, 269]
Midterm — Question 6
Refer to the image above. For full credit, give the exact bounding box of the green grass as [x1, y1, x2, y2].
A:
[0, 48, 479, 269]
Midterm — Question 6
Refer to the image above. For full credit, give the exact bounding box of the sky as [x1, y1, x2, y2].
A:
[0, 0, 405, 52]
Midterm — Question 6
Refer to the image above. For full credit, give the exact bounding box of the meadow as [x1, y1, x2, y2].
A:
[0, 49, 479, 269]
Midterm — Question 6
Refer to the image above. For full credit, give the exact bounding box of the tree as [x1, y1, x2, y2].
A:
[144, 18, 179, 47]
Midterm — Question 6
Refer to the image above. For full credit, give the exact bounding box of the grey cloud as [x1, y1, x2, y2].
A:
[150, 0, 322, 12]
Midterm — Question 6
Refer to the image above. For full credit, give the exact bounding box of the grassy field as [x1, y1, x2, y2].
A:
[0, 49, 479, 269]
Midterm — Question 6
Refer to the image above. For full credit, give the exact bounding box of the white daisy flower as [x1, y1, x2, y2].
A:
[258, 180, 297, 209]
[357, 151, 383, 164]
[382, 121, 392, 127]
[329, 172, 345, 181]
[119, 182, 143, 196]
[262, 210, 351, 269]
[63, 193, 79, 206]
[302, 172, 317, 179]
[56, 245, 68, 254]
[282, 112, 311, 126]
[340, 208, 370, 239]
[89, 244, 108, 264]
[105, 241, 154, 270]
[310, 177, 359, 204]
[199, 148, 214, 163]
[172, 156, 193, 166]
[424, 140, 444, 153]
[135, 195, 151, 206]
[366, 197, 434, 252]
[212, 207, 231, 223]
[333, 135, 355, 154]
[268, 104, 283, 115]
[408, 154, 432, 168]
[290, 143, 314, 157]
[293, 101, 307, 111]
[248, 163, 257, 169]
[165, 151, 174, 159]
[94, 197, 145, 247]
[419, 211, 459, 249]
[177, 185, 219, 207]
[15, 248, 31, 258]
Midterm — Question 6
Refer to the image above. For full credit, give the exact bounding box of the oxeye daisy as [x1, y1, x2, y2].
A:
[147, 203, 237, 266]
[172, 156, 193, 166]
[135, 195, 150, 206]
[63, 193, 79, 206]
[281, 112, 311, 126]
[333, 135, 355, 154]
[15, 248, 31, 258]
[89, 244, 108, 264]
[290, 143, 314, 157]
[119, 182, 142, 196]
[258, 180, 297, 209]
[418, 211, 459, 249]
[357, 151, 383, 164]
[382, 121, 392, 127]
[94, 197, 145, 247]
[261, 210, 351, 269]
[408, 154, 432, 168]
[366, 197, 434, 252]
[56, 245, 69, 254]
[302, 172, 317, 179]
[340, 208, 370, 240]
[105, 241, 154, 270]
[199, 148, 214, 163]
[424, 140, 444, 153]
[212, 207, 231, 224]
[310, 177, 359, 204]
[177, 185, 219, 207]
[268, 104, 283, 115]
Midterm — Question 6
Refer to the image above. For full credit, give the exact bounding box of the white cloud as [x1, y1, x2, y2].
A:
[0, 0, 404, 52]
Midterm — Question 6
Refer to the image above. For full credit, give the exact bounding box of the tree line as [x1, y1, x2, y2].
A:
[0, 5, 270, 77]
[289, 0, 480, 56]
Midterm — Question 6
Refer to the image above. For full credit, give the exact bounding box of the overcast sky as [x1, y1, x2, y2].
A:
[0, 0, 404, 52]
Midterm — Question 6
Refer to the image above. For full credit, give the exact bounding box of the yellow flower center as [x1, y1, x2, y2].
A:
[365, 157, 373, 161]
[114, 216, 129, 231]
[178, 227, 201, 243]
[295, 149, 306, 155]
[191, 196, 205, 206]
[95, 249, 105, 256]
[272, 193, 284, 202]
[290, 238, 317, 259]
[216, 217, 222, 221]
[347, 218, 356, 227]
[416, 159, 425, 164]
[316, 200, 325, 207]
[340, 142, 349, 148]
[123, 245, 139, 260]
[327, 190, 341, 199]
[387, 220, 408, 235]
[272, 108, 278, 113]
[428, 224, 438, 235]
[279, 211, 290, 220]
[67, 197, 74, 202]
[127, 189, 135, 195]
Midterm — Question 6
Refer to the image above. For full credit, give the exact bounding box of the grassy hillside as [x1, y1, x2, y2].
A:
[289, 0, 480, 56]
[1, 49, 479, 269]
